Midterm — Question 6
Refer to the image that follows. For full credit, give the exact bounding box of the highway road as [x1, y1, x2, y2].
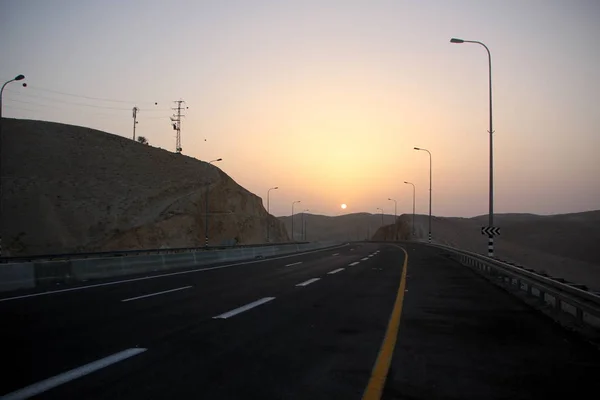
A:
[1, 243, 599, 399]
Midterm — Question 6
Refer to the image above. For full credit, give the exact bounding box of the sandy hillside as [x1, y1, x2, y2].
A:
[1, 118, 289, 256]
[373, 212, 600, 290]
[278, 212, 396, 242]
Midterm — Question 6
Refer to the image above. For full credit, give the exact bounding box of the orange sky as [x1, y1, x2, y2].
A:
[2, 1, 599, 216]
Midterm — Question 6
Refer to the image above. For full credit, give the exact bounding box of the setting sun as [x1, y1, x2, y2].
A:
[341, 204, 347, 209]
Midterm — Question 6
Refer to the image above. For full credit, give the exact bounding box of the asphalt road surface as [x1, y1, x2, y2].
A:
[1, 243, 599, 399]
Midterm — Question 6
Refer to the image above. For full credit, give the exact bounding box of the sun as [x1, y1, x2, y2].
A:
[341, 204, 347, 209]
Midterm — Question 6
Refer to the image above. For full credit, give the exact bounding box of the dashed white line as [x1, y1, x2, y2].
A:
[296, 278, 321, 287]
[121, 286, 192, 302]
[328, 268, 345, 275]
[361, 257, 369, 261]
[213, 297, 276, 319]
[285, 261, 303, 267]
[1, 348, 147, 400]
[0, 244, 348, 303]
[332, 253, 340, 256]
[349, 262, 360, 266]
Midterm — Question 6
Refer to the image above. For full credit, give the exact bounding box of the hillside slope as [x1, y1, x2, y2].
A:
[1, 118, 289, 256]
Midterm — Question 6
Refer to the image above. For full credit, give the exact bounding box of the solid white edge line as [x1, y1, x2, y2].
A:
[212, 297, 276, 319]
[327, 268, 345, 275]
[121, 286, 192, 302]
[1, 348, 147, 400]
[0, 244, 348, 303]
[296, 278, 321, 287]
[349, 262, 360, 266]
[284, 261, 303, 267]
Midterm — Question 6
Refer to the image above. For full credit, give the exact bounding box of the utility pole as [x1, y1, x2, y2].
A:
[171, 100, 186, 153]
[132, 106, 139, 141]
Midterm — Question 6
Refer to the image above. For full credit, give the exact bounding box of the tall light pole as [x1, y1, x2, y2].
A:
[414, 147, 432, 243]
[387, 198, 397, 220]
[388, 198, 397, 240]
[302, 209, 309, 241]
[291, 200, 301, 241]
[376, 207, 384, 227]
[1, 74, 26, 258]
[404, 181, 416, 238]
[450, 37, 495, 257]
[204, 158, 222, 247]
[266, 186, 278, 243]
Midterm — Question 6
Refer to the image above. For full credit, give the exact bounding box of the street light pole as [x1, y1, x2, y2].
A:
[376, 207, 383, 227]
[404, 181, 416, 238]
[414, 147, 432, 243]
[388, 198, 397, 240]
[266, 186, 278, 242]
[291, 200, 301, 241]
[302, 209, 309, 241]
[204, 158, 222, 247]
[0, 74, 26, 258]
[451, 37, 495, 257]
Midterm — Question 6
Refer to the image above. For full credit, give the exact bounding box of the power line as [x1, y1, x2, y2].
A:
[2, 104, 39, 113]
[5, 92, 169, 112]
[21, 85, 159, 105]
[4, 98, 132, 119]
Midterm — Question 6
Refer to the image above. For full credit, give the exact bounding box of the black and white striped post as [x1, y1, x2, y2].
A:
[481, 227, 500, 257]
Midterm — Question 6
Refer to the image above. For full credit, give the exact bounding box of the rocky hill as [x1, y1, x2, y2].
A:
[0, 118, 289, 256]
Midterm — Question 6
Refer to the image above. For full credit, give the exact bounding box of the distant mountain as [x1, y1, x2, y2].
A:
[278, 212, 396, 242]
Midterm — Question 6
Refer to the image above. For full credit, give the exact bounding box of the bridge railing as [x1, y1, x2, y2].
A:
[429, 242, 600, 334]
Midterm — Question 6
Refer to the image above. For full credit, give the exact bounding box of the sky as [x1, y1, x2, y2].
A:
[1, 0, 599, 217]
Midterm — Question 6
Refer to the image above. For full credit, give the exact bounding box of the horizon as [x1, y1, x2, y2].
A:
[2, 1, 599, 218]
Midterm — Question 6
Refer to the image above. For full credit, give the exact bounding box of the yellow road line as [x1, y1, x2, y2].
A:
[362, 246, 408, 400]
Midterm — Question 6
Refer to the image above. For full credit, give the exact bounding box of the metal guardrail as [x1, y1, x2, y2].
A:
[0, 242, 308, 264]
[429, 242, 600, 332]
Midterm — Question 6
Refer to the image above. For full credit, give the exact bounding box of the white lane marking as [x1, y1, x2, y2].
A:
[328, 268, 345, 275]
[332, 253, 339, 256]
[296, 278, 321, 287]
[1, 348, 147, 400]
[285, 261, 303, 267]
[121, 286, 192, 302]
[361, 257, 369, 261]
[349, 262, 360, 266]
[213, 297, 275, 319]
[0, 244, 348, 303]
[368, 255, 374, 258]
[350, 249, 355, 251]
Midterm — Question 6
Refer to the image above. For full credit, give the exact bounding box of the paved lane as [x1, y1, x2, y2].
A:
[383, 243, 600, 399]
[1, 243, 399, 398]
[3, 242, 599, 399]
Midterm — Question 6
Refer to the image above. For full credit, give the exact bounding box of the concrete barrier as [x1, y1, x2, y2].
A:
[0, 262, 35, 292]
[0, 242, 343, 293]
